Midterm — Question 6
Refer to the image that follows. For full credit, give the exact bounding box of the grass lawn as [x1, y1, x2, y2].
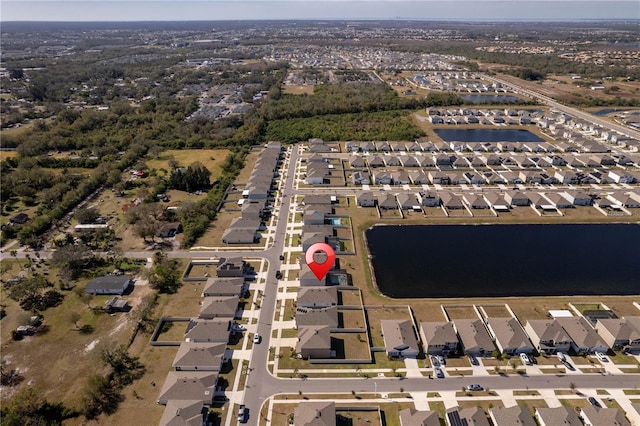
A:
[339, 308, 367, 329]
[458, 399, 504, 412]
[338, 288, 363, 307]
[515, 399, 548, 415]
[145, 148, 230, 176]
[365, 306, 413, 348]
[480, 305, 510, 317]
[331, 332, 371, 361]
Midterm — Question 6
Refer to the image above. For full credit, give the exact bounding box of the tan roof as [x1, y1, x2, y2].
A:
[184, 319, 231, 343]
[202, 277, 245, 297]
[296, 325, 331, 353]
[596, 318, 640, 342]
[420, 322, 458, 348]
[454, 319, 494, 354]
[556, 317, 608, 350]
[156, 372, 218, 405]
[399, 408, 440, 426]
[381, 319, 419, 354]
[294, 401, 336, 426]
[172, 342, 226, 370]
[526, 320, 572, 344]
[536, 407, 582, 426]
[159, 400, 206, 426]
[297, 286, 338, 307]
[295, 306, 339, 328]
[487, 317, 533, 352]
[580, 406, 631, 426]
[489, 405, 536, 426]
[198, 296, 239, 319]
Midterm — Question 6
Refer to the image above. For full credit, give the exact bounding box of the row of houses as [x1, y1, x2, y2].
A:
[349, 151, 639, 169]
[223, 143, 283, 244]
[380, 311, 640, 360]
[292, 401, 634, 426]
[357, 190, 640, 211]
[157, 257, 250, 425]
[352, 166, 640, 188]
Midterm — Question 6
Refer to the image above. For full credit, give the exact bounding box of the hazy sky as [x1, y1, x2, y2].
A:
[1, 1, 639, 22]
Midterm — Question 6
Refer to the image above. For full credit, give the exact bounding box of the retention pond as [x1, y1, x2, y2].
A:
[366, 224, 640, 298]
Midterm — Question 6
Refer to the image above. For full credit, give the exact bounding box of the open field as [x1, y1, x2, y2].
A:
[282, 85, 315, 95]
[145, 148, 230, 176]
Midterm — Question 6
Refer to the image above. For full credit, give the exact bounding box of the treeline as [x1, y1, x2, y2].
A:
[259, 83, 461, 120]
[266, 110, 425, 143]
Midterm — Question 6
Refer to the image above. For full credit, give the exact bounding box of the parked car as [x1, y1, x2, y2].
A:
[588, 397, 601, 407]
[431, 355, 440, 367]
[520, 353, 532, 365]
[557, 352, 566, 362]
[595, 351, 608, 362]
[253, 333, 261, 344]
[279, 255, 285, 261]
[238, 405, 249, 423]
[468, 354, 479, 366]
[275, 270, 282, 279]
[466, 384, 484, 391]
[435, 367, 445, 378]
[438, 355, 446, 365]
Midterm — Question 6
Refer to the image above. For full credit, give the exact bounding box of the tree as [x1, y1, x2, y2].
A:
[51, 243, 94, 279]
[80, 374, 122, 419]
[146, 252, 181, 294]
[75, 207, 100, 224]
[70, 312, 81, 329]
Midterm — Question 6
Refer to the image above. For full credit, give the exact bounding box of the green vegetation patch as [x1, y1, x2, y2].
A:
[265, 110, 426, 143]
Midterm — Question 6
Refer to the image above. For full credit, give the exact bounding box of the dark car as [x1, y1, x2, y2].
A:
[588, 397, 601, 407]
[275, 270, 282, 279]
[279, 255, 285, 261]
[238, 405, 249, 423]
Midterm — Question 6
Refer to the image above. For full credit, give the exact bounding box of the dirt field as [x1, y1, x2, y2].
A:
[282, 85, 315, 95]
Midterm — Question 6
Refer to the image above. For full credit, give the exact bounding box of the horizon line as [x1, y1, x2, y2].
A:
[3, 18, 640, 23]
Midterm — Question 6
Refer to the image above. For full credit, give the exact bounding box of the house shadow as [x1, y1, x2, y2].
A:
[331, 337, 346, 359]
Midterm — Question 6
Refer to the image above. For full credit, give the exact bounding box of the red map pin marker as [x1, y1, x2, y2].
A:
[305, 242, 336, 281]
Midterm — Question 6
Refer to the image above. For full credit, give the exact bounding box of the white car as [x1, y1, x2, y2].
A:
[253, 333, 261, 344]
[595, 351, 608, 362]
[520, 353, 531, 365]
[557, 352, 566, 362]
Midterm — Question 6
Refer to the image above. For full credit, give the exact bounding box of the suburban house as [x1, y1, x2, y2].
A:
[564, 190, 593, 206]
[483, 192, 510, 211]
[409, 171, 430, 184]
[156, 371, 218, 405]
[352, 171, 371, 185]
[198, 296, 240, 319]
[216, 258, 246, 277]
[303, 209, 328, 226]
[489, 405, 536, 426]
[463, 193, 489, 209]
[295, 306, 339, 329]
[399, 408, 440, 426]
[440, 192, 465, 210]
[357, 192, 376, 207]
[419, 322, 459, 356]
[294, 401, 336, 426]
[367, 155, 385, 168]
[373, 170, 392, 185]
[296, 325, 332, 359]
[348, 155, 366, 168]
[384, 156, 401, 167]
[608, 192, 640, 209]
[376, 141, 391, 152]
[172, 342, 229, 371]
[157, 222, 182, 238]
[579, 406, 631, 426]
[445, 407, 490, 426]
[297, 286, 338, 308]
[184, 319, 232, 343]
[202, 277, 245, 297]
[305, 162, 330, 185]
[380, 319, 420, 359]
[400, 156, 420, 167]
[556, 317, 609, 354]
[429, 171, 450, 185]
[391, 170, 411, 185]
[299, 263, 328, 287]
[524, 319, 573, 354]
[485, 317, 534, 355]
[454, 319, 495, 357]
[415, 156, 435, 168]
[504, 191, 530, 206]
[159, 400, 209, 426]
[545, 192, 573, 209]
[595, 317, 640, 352]
[417, 191, 440, 207]
[396, 193, 417, 210]
[222, 228, 257, 244]
[535, 407, 582, 426]
[378, 194, 398, 210]
[85, 275, 131, 295]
